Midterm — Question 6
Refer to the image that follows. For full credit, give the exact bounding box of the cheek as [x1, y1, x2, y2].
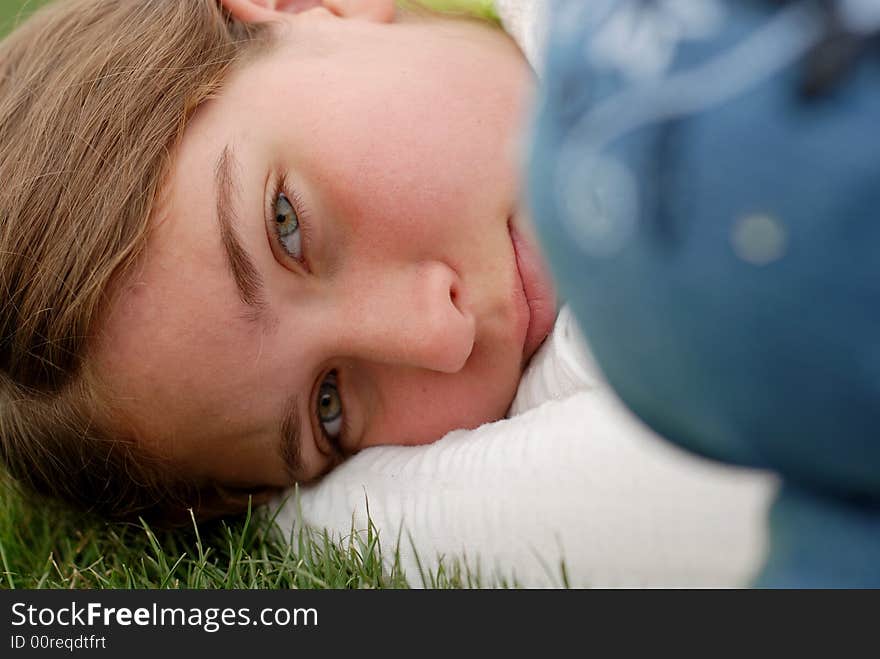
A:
[316, 142, 468, 243]
[296, 95, 511, 250]
[370, 367, 516, 447]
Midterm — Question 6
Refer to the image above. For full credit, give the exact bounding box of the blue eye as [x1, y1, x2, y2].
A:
[274, 192, 303, 261]
[317, 371, 344, 443]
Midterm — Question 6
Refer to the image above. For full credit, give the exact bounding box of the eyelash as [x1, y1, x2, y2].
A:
[316, 370, 350, 460]
[268, 174, 314, 271]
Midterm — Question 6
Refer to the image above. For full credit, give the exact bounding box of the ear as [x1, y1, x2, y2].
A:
[323, 0, 395, 22]
[220, 0, 394, 23]
[220, 0, 325, 23]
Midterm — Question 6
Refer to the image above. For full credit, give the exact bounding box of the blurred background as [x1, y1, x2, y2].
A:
[1, 0, 50, 36]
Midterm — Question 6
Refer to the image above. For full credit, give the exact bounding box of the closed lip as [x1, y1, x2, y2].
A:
[509, 220, 557, 363]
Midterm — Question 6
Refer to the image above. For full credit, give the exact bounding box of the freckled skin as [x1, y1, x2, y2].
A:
[94, 7, 540, 490]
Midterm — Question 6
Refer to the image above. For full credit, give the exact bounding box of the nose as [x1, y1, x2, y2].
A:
[340, 261, 475, 373]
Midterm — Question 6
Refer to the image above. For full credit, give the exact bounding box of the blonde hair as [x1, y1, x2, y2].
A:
[0, 0, 272, 523]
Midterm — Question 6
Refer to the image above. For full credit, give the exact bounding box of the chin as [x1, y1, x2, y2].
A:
[475, 370, 522, 426]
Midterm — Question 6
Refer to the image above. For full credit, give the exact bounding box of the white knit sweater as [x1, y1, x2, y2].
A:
[495, 0, 548, 70]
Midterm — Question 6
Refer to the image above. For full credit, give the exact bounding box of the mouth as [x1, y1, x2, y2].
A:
[509, 219, 558, 364]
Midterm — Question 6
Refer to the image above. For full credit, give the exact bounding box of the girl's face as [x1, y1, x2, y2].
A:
[95, 2, 555, 492]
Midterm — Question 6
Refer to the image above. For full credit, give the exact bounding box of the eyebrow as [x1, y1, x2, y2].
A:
[214, 146, 303, 479]
[215, 146, 267, 320]
[280, 393, 304, 480]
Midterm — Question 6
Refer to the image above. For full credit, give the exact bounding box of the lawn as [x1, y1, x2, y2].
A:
[1, 476, 481, 589]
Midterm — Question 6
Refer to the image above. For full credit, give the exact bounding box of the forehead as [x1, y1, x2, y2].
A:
[92, 97, 262, 452]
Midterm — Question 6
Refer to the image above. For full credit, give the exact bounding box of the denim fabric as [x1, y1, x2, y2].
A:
[529, 0, 880, 586]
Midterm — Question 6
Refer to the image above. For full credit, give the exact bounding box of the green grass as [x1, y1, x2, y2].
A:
[0, 0, 50, 36]
[0, 477, 503, 589]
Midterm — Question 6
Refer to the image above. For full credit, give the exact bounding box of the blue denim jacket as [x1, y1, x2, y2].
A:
[529, 0, 880, 587]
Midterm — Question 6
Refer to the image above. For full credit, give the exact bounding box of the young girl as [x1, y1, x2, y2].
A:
[0, 0, 556, 523]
